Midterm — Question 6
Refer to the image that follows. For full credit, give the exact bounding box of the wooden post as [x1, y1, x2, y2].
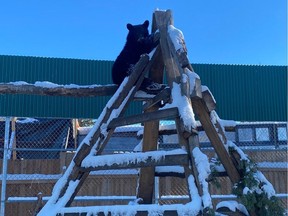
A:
[11, 117, 17, 160]
[136, 106, 160, 204]
[136, 14, 165, 204]
[191, 99, 240, 183]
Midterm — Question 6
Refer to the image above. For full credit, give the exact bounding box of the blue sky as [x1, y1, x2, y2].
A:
[1, 0, 287, 65]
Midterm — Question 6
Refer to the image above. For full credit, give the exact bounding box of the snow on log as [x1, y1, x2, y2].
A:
[81, 149, 188, 172]
[0, 81, 118, 97]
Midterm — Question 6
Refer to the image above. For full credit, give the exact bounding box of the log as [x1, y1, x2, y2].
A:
[108, 107, 178, 129]
[136, 105, 159, 204]
[56, 210, 178, 216]
[80, 153, 189, 172]
[191, 99, 241, 184]
[0, 83, 118, 97]
[136, 14, 166, 205]
[47, 55, 152, 209]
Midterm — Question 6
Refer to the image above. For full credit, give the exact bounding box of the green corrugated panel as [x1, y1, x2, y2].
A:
[193, 64, 287, 121]
[0, 55, 286, 121]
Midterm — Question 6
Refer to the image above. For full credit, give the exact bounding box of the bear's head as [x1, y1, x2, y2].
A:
[126, 20, 149, 44]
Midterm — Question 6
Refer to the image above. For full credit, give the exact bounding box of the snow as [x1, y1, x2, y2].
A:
[34, 81, 60, 88]
[38, 78, 136, 215]
[57, 203, 202, 215]
[155, 166, 184, 174]
[184, 68, 200, 96]
[134, 90, 155, 98]
[82, 149, 187, 168]
[192, 147, 212, 209]
[168, 25, 185, 52]
[202, 85, 217, 104]
[133, 140, 143, 152]
[254, 171, 276, 198]
[8, 81, 28, 85]
[16, 118, 39, 124]
[216, 201, 249, 216]
[161, 82, 197, 130]
[8, 81, 104, 89]
[186, 175, 202, 213]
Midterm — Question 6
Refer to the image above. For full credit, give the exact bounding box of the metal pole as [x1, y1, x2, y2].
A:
[1, 117, 10, 216]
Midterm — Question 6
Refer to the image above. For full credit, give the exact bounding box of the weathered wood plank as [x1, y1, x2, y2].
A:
[39, 55, 152, 211]
[136, 14, 166, 205]
[136, 106, 159, 204]
[0, 83, 118, 97]
[108, 107, 178, 129]
[155, 11, 202, 209]
[202, 88, 216, 112]
[80, 153, 189, 172]
[191, 98, 241, 184]
[154, 10, 181, 87]
[57, 210, 179, 216]
[175, 117, 200, 202]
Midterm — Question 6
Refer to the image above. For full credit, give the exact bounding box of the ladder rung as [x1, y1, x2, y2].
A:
[155, 165, 185, 178]
[108, 107, 179, 129]
[80, 149, 188, 172]
[56, 206, 181, 216]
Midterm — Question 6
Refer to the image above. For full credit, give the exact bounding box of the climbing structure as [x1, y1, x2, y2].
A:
[38, 10, 281, 216]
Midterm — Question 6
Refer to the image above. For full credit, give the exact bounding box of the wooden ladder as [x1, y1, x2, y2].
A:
[38, 10, 263, 216]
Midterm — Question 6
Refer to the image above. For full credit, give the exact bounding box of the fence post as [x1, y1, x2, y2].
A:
[1, 117, 11, 216]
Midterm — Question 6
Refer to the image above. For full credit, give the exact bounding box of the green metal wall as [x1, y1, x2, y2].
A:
[193, 64, 287, 121]
[0, 55, 287, 121]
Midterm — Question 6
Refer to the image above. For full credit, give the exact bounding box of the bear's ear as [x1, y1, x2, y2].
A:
[143, 20, 149, 28]
[127, 23, 133, 30]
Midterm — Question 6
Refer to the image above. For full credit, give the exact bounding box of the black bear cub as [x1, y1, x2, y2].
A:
[112, 20, 163, 93]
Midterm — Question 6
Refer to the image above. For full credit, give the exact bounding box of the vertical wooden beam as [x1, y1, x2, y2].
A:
[11, 117, 17, 160]
[154, 10, 181, 87]
[136, 106, 159, 204]
[136, 15, 165, 204]
[175, 118, 202, 201]
[155, 11, 203, 210]
[191, 99, 240, 184]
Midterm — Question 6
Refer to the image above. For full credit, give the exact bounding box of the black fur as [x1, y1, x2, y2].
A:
[112, 20, 158, 85]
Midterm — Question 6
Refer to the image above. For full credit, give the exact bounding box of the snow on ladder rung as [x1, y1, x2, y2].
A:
[56, 203, 201, 216]
[80, 149, 188, 172]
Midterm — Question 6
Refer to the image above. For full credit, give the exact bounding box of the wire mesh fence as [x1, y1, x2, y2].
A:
[0, 117, 287, 215]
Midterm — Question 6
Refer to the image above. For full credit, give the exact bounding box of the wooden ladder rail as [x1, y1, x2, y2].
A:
[65, 52, 162, 207]
[136, 11, 166, 204]
[153, 10, 207, 211]
[155, 9, 241, 185]
[38, 52, 159, 213]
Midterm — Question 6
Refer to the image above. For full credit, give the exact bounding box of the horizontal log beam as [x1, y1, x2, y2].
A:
[108, 107, 179, 129]
[80, 153, 188, 172]
[57, 210, 178, 216]
[0, 83, 118, 97]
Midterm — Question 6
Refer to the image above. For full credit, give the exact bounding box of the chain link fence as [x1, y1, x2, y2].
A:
[0, 117, 287, 215]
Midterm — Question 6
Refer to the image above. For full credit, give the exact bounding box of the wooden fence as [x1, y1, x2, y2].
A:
[0, 150, 287, 216]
